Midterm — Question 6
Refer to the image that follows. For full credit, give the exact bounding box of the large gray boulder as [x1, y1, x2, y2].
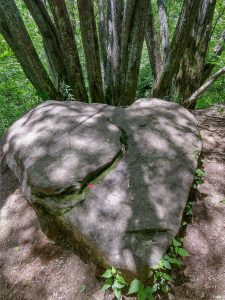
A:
[3, 98, 202, 279]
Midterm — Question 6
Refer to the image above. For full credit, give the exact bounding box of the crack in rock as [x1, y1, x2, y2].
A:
[3, 98, 202, 279]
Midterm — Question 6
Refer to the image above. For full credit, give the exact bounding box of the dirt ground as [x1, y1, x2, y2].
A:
[0, 105, 225, 300]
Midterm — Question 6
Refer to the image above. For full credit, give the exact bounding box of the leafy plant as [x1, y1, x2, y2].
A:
[220, 198, 225, 204]
[59, 82, 75, 101]
[171, 238, 189, 257]
[101, 238, 189, 299]
[101, 266, 127, 300]
[193, 168, 206, 189]
[152, 238, 188, 294]
[182, 200, 195, 226]
[127, 279, 153, 300]
[185, 201, 194, 216]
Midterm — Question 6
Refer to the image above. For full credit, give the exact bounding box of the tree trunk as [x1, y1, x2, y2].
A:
[23, 0, 68, 90]
[157, 0, 169, 63]
[48, 0, 88, 101]
[145, 0, 163, 81]
[152, 0, 201, 99]
[98, 0, 107, 79]
[77, 0, 105, 103]
[176, 0, 216, 105]
[105, 0, 124, 104]
[0, 0, 58, 99]
[119, 0, 150, 105]
[183, 66, 225, 108]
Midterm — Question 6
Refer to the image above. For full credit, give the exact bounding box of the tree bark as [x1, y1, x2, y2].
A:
[77, 0, 105, 103]
[119, 0, 150, 105]
[23, 0, 68, 90]
[48, 0, 88, 101]
[157, 0, 169, 63]
[183, 66, 225, 108]
[105, 0, 124, 104]
[152, 0, 201, 99]
[98, 0, 107, 78]
[0, 0, 58, 99]
[145, 0, 163, 81]
[176, 0, 216, 104]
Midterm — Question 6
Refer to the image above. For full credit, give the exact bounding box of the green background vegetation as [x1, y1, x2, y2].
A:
[0, 0, 224, 137]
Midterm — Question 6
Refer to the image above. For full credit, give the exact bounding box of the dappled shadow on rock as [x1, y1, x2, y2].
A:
[2, 98, 202, 281]
[0, 140, 99, 299]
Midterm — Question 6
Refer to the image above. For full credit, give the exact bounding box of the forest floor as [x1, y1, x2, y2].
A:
[0, 105, 225, 300]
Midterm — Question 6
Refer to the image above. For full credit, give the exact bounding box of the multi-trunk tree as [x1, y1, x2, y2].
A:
[0, 0, 224, 107]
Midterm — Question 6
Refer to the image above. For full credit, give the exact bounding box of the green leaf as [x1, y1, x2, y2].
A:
[114, 288, 121, 300]
[112, 280, 125, 289]
[163, 260, 171, 269]
[152, 284, 158, 292]
[161, 273, 173, 281]
[167, 257, 182, 267]
[220, 198, 225, 204]
[158, 260, 164, 269]
[145, 287, 153, 300]
[162, 284, 169, 293]
[138, 288, 147, 300]
[101, 278, 113, 291]
[111, 266, 117, 275]
[196, 169, 205, 177]
[102, 269, 112, 278]
[127, 279, 142, 295]
[116, 274, 126, 285]
[178, 248, 189, 257]
[172, 238, 181, 247]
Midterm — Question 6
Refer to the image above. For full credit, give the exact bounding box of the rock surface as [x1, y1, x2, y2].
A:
[3, 98, 202, 279]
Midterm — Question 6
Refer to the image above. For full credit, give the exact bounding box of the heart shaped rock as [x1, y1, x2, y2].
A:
[3, 98, 202, 279]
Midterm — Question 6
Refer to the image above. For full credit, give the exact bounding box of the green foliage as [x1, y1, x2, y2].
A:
[101, 238, 189, 299]
[101, 267, 126, 300]
[59, 82, 75, 101]
[152, 238, 188, 294]
[128, 279, 153, 300]
[193, 168, 206, 189]
[220, 198, 225, 204]
[0, 0, 224, 137]
[196, 0, 225, 109]
[184, 201, 194, 216]
[182, 200, 195, 226]
[0, 35, 41, 137]
[137, 43, 153, 98]
[0, 0, 86, 137]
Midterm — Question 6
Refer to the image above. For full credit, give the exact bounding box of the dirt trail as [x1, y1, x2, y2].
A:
[0, 105, 225, 300]
[172, 106, 225, 300]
